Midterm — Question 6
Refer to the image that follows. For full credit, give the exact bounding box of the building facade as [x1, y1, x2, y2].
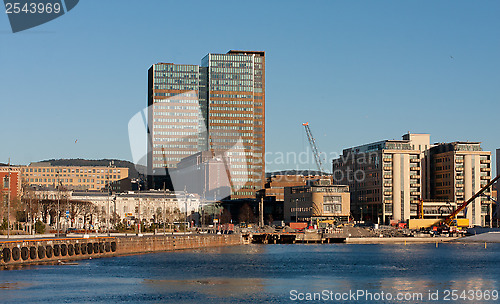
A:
[265, 174, 332, 202]
[147, 50, 265, 199]
[202, 51, 265, 199]
[147, 63, 205, 171]
[0, 166, 21, 200]
[21, 164, 129, 191]
[283, 180, 350, 223]
[332, 134, 425, 224]
[31, 190, 201, 231]
[429, 142, 492, 226]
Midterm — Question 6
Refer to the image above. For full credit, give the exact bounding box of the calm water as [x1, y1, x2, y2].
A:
[1, 243, 500, 303]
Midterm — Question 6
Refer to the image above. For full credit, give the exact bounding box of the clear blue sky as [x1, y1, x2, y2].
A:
[1, 0, 499, 174]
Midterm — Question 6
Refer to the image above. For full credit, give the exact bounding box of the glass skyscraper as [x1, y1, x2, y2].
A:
[147, 51, 265, 199]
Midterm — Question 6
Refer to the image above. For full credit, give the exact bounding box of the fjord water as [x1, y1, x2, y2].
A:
[1, 243, 499, 303]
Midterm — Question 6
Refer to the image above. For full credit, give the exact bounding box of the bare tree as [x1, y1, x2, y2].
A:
[220, 208, 232, 224]
[238, 203, 255, 224]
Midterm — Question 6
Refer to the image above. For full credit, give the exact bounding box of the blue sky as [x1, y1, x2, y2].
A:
[0, 0, 499, 174]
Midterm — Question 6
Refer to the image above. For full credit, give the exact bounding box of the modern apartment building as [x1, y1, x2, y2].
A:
[147, 50, 265, 199]
[429, 142, 492, 226]
[332, 133, 427, 224]
[283, 180, 350, 223]
[21, 164, 129, 191]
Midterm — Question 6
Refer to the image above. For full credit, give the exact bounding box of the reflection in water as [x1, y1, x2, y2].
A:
[0, 243, 499, 303]
[144, 278, 266, 298]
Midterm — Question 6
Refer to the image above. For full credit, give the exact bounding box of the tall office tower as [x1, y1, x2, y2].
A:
[332, 133, 427, 224]
[147, 51, 265, 199]
[202, 51, 265, 199]
[147, 63, 204, 175]
[429, 142, 492, 226]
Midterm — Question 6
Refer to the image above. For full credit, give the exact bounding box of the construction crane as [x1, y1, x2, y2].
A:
[442, 173, 500, 226]
[302, 122, 325, 174]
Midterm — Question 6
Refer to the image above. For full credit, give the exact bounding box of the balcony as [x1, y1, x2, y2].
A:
[384, 191, 393, 196]
[456, 183, 464, 188]
[411, 175, 421, 179]
[383, 166, 392, 171]
[410, 183, 420, 187]
[456, 167, 464, 171]
[455, 158, 464, 163]
[410, 167, 420, 171]
[481, 167, 491, 172]
[456, 175, 464, 179]
[410, 191, 421, 196]
[410, 158, 420, 163]
[383, 174, 392, 179]
[481, 176, 490, 180]
[384, 183, 393, 187]
[383, 157, 392, 162]
[480, 159, 491, 164]
[384, 200, 393, 204]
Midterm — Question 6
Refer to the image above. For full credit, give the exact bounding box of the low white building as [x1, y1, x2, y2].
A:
[32, 190, 201, 230]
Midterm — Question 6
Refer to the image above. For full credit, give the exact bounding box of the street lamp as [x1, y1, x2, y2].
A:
[295, 198, 298, 222]
[56, 169, 61, 237]
[6, 158, 11, 239]
[107, 161, 114, 236]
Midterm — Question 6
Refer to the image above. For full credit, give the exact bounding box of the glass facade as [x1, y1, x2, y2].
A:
[149, 63, 203, 169]
[203, 51, 265, 198]
[148, 51, 265, 199]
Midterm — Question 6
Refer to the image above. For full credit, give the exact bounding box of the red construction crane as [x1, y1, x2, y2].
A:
[442, 174, 500, 226]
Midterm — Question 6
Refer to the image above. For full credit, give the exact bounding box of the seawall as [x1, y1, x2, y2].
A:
[1, 234, 244, 268]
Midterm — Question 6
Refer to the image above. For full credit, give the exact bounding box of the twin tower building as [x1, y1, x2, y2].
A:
[147, 51, 265, 200]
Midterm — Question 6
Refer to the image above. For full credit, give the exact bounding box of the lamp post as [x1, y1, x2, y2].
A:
[55, 169, 61, 237]
[295, 198, 298, 222]
[163, 183, 166, 236]
[7, 158, 11, 239]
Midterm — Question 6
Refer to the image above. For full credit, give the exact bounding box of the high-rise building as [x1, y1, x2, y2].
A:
[332, 133, 425, 224]
[202, 51, 265, 198]
[429, 142, 492, 226]
[147, 50, 265, 199]
[147, 63, 204, 171]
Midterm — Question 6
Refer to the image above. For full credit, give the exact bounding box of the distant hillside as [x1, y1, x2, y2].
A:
[0, 163, 7, 166]
[266, 170, 331, 178]
[35, 159, 146, 179]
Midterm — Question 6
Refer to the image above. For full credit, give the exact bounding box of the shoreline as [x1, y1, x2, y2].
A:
[344, 236, 458, 244]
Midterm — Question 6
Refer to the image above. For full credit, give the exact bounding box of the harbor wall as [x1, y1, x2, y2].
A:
[0, 234, 244, 267]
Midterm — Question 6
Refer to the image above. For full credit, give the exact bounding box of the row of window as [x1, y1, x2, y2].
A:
[153, 93, 198, 98]
[28, 178, 111, 184]
[154, 85, 198, 90]
[210, 93, 253, 99]
[154, 64, 198, 72]
[153, 105, 199, 110]
[210, 106, 253, 112]
[154, 78, 198, 85]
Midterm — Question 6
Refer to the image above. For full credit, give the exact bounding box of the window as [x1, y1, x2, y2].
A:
[323, 196, 342, 213]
